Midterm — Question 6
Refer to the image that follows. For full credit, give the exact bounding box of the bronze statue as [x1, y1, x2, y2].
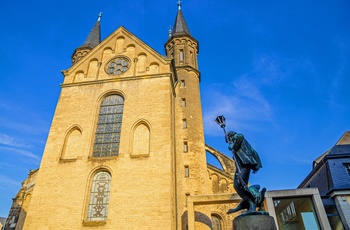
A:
[215, 116, 267, 215]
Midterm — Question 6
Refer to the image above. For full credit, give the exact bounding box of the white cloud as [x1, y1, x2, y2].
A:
[0, 134, 31, 148]
[289, 156, 313, 165]
[0, 99, 50, 136]
[203, 75, 276, 136]
[0, 175, 21, 187]
[0, 146, 40, 161]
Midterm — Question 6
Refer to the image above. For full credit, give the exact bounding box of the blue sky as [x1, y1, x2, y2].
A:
[1, 0, 350, 217]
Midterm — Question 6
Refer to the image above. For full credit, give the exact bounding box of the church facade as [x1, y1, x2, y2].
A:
[5, 5, 239, 230]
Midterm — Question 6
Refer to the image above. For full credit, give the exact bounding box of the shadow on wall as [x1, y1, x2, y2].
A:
[181, 211, 212, 230]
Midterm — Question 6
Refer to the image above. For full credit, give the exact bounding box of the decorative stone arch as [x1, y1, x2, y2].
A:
[126, 44, 136, 56]
[102, 47, 113, 61]
[218, 178, 229, 192]
[211, 173, 220, 193]
[73, 70, 85, 82]
[205, 145, 235, 175]
[60, 125, 83, 160]
[211, 212, 224, 230]
[130, 119, 151, 157]
[103, 47, 113, 52]
[115, 36, 125, 53]
[87, 165, 114, 179]
[149, 62, 159, 74]
[87, 58, 99, 79]
[136, 52, 147, 73]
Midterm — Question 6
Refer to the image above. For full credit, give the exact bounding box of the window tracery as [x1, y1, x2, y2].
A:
[93, 94, 124, 157]
[87, 171, 112, 221]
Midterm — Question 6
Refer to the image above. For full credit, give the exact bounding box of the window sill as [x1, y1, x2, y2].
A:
[59, 157, 78, 162]
[82, 220, 107, 226]
[130, 153, 150, 158]
[88, 156, 118, 161]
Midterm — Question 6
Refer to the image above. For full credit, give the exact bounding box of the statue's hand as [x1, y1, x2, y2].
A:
[228, 142, 234, 151]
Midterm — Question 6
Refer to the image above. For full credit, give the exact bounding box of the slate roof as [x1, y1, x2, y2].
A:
[172, 7, 191, 37]
[299, 132, 350, 195]
[77, 15, 101, 50]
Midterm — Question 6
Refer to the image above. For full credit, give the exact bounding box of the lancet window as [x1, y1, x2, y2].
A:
[93, 94, 124, 157]
[87, 171, 112, 221]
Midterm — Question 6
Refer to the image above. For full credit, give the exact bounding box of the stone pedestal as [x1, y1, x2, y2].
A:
[233, 215, 277, 230]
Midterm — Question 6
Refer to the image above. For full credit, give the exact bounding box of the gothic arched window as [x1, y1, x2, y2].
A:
[93, 94, 124, 157]
[87, 171, 112, 221]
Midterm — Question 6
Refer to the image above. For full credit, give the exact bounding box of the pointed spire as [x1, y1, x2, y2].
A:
[80, 12, 102, 49]
[171, 1, 191, 37]
[71, 13, 102, 64]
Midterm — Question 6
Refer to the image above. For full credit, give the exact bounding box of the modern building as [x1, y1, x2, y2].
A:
[265, 188, 331, 230]
[299, 131, 350, 230]
[5, 4, 240, 230]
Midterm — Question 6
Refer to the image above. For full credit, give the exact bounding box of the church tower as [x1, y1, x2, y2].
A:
[22, 5, 211, 230]
[165, 2, 210, 229]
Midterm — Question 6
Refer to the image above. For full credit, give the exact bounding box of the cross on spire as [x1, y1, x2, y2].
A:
[98, 12, 102, 21]
[177, 0, 182, 10]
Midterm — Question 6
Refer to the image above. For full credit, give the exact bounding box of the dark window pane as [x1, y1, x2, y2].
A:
[93, 94, 124, 158]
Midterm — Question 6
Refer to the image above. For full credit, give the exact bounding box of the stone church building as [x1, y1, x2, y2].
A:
[5, 4, 240, 230]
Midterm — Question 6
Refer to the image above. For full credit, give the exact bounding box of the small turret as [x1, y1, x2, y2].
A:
[71, 13, 102, 64]
[165, 1, 199, 71]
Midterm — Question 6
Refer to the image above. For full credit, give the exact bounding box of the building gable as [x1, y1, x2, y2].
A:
[63, 26, 173, 84]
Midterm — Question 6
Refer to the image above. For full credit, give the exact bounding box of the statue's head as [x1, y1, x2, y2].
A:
[227, 131, 237, 140]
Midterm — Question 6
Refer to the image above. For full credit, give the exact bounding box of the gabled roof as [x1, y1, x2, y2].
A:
[65, 26, 172, 75]
[314, 131, 350, 167]
[299, 131, 350, 194]
[335, 130, 350, 145]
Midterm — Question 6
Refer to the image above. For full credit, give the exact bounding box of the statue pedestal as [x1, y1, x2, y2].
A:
[233, 215, 277, 230]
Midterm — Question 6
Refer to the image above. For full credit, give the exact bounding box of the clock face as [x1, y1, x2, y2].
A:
[105, 57, 130, 76]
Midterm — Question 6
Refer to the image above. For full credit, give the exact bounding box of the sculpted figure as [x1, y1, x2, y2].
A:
[215, 115, 267, 215]
[226, 131, 266, 214]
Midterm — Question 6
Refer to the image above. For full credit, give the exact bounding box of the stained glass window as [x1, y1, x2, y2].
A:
[93, 95, 124, 157]
[87, 171, 111, 221]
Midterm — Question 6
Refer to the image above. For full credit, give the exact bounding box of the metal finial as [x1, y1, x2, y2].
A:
[98, 12, 102, 21]
[177, 0, 182, 10]
[168, 26, 172, 38]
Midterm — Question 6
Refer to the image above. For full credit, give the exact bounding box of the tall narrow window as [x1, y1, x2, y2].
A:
[87, 171, 111, 221]
[185, 166, 189, 178]
[180, 80, 185, 88]
[93, 95, 124, 157]
[183, 141, 188, 153]
[179, 49, 184, 61]
[183, 119, 187, 129]
[181, 98, 186, 107]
